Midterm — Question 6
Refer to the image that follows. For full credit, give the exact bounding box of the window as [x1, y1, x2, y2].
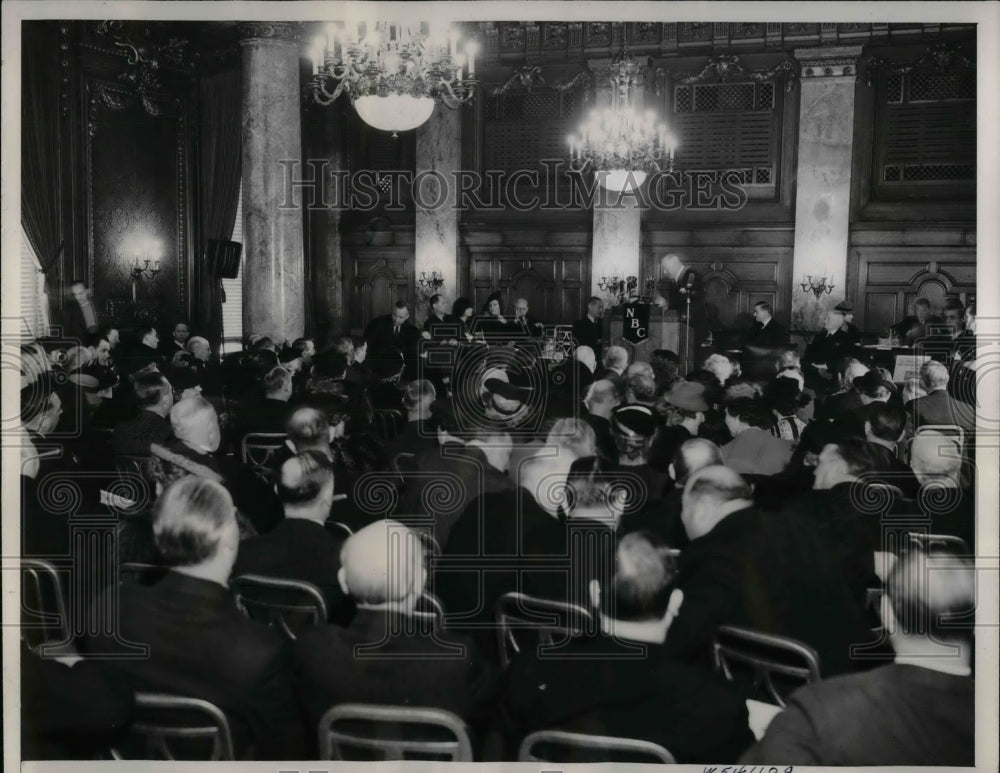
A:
[20, 226, 49, 338]
[220, 181, 243, 354]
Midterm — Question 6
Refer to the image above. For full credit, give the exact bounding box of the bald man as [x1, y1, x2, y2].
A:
[741, 549, 975, 765]
[165, 396, 223, 476]
[293, 520, 498, 734]
[664, 466, 870, 677]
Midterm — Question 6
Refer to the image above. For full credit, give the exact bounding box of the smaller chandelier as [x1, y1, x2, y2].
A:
[568, 48, 677, 192]
[309, 21, 478, 137]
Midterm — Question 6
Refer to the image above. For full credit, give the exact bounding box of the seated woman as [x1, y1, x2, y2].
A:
[470, 293, 514, 338]
[720, 395, 793, 476]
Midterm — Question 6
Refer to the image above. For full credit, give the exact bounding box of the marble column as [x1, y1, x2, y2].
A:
[239, 23, 305, 345]
[415, 105, 461, 325]
[790, 46, 863, 332]
[588, 56, 645, 300]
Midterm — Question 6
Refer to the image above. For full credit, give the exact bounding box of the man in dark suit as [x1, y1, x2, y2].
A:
[159, 320, 190, 360]
[365, 301, 423, 379]
[111, 371, 173, 458]
[890, 297, 940, 344]
[805, 311, 856, 367]
[82, 477, 307, 759]
[64, 280, 101, 341]
[385, 379, 437, 459]
[744, 301, 788, 348]
[582, 378, 621, 461]
[118, 324, 162, 376]
[293, 520, 499, 736]
[664, 466, 871, 677]
[835, 301, 863, 346]
[864, 402, 920, 498]
[233, 450, 354, 624]
[233, 365, 294, 440]
[572, 297, 605, 360]
[905, 360, 975, 433]
[510, 297, 545, 338]
[741, 549, 974, 766]
[503, 531, 754, 763]
[656, 253, 703, 314]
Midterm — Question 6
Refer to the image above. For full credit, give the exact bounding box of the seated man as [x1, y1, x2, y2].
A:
[595, 345, 628, 388]
[164, 395, 223, 476]
[581, 378, 621, 462]
[293, 520, 498, 732]
[741, 548, 975, 766]
[804, 311, 856, 388]
[233, 450, 354, 624]
[234, 365, 294, 438]
[82, 477, 305, 759]
[864, 402, 920, 497]
[890, 297, 940, 345]
[503, 531, 754, 763]
[905, 359, 975, 433]
[664, 466, 870, 677]
[111, 371, 173, 458]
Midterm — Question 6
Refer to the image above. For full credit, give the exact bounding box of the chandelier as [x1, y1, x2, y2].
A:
[309, 21, 478, 136]
[568, 48, 676, 191]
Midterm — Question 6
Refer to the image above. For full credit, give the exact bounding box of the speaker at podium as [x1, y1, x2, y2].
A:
[604, 303, 696, 370]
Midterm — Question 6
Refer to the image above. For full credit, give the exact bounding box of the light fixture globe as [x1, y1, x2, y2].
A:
[353, 94, 435, 134]
[599, 169, 647, 192]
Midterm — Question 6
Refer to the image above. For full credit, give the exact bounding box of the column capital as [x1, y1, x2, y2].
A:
[794, 45, 864, 79]
[237, 21, 303, 45]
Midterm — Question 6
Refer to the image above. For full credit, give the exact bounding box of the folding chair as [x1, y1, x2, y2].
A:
[494, 592, 594, 669]
[231, 574, 327, 640]
[518, 729, 676, 764]
[712, 624, 821, 707]
[109, 692, 234, 760]
[20, 558, 71, 651]
[411, 591, 446, 628]
[318, 703, 474, 761]
[374, 409, 404, 441]
[114, 455, 153, 480]
[239, 433, 287, 484]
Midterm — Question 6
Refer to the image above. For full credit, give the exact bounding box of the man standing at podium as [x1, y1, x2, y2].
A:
[655, 253, 703, 316]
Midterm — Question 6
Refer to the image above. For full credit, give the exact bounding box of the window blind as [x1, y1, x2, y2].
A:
[220, 181, 243, 354]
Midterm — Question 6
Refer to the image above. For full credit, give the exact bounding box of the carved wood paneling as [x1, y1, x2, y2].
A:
[467, 248, 588, 323]
[851, 247, 975, 333]
[344, 245, 415, 332]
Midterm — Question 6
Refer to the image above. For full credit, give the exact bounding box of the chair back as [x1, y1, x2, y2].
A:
[110, 692, 234, 760]
[712, 624, 821, 707]
[20, 558, 71, 651]
[239, 433, 287, 484]
[518, 729, 676, 764]
[119, 562, 169, 587]
[318, 703, 473, 761]
[373, 409, 404, 441]
[494, 592, 594, 669]
[411, 591, 446, 628]
[908, 531, 971, 554]
[231, 574, 327, 640]
[393, 452, 418, 477]
[114, 455, 152, 481]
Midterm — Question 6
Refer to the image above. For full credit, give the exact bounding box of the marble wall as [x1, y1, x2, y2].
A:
[790, 46, 862, 332]
[415, 105, 461, 325]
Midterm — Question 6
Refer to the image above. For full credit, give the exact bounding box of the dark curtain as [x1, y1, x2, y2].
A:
[198, 67, 243, 350]
[21, 23, 63, 302]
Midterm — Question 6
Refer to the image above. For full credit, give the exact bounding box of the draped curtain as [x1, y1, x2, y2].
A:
[198, 67, 243, 350]
[21, 22, 63, 324]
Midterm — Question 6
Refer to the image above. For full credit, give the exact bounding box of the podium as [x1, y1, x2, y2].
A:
[604, 305, 695, 370]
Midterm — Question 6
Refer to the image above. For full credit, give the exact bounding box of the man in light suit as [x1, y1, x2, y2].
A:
[905, 360, 975, 433]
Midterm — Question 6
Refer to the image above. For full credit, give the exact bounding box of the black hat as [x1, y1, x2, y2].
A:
[834, 301, 854, 313]
[853, 370, 895, 395]
[611, 404, 658, 438]
[484, 377, 532, 403]
[165, 365, 202, 392]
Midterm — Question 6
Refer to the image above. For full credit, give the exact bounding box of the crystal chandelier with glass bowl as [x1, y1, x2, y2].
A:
[568, 48, 677, 192]
[308, 21, 478, 137]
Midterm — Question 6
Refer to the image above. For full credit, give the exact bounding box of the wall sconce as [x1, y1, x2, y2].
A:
[417, 270, 445, 302]
[131, 257, 161, 301]
[598, 275, 639, 305]
[799, 274, 835, 299]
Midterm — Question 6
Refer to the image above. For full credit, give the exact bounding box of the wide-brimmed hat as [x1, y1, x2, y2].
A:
[853, 370, 895, 394]
[834, 301, 854, 313]
[663, 381, 710, 412]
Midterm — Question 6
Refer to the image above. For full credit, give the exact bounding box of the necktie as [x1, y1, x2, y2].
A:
[393, 325, 399, 337]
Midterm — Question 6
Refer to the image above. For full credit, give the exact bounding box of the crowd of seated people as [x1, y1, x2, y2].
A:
[14, 299, 980, 764]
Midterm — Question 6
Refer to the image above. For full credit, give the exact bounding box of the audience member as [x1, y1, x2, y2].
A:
[294, 520, 498, 735]
[233, 450, 354, 624]
[503, 531, 755, 763]
[611, 404, 672, 500]
[665, 466, 870, 676]
[581, 378, 620, 461]
[905, 360, 975, 432]
[83, 477, 306, 758]
[720, 396, 792, 475]
[111, 372, 174, 457]
[741, 548, 974, 766]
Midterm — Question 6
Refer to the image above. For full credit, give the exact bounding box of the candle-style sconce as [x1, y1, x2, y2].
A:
[131, 257, 161, 301]
[417, 270, 445, 302]
[799, 274, 834, 299]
